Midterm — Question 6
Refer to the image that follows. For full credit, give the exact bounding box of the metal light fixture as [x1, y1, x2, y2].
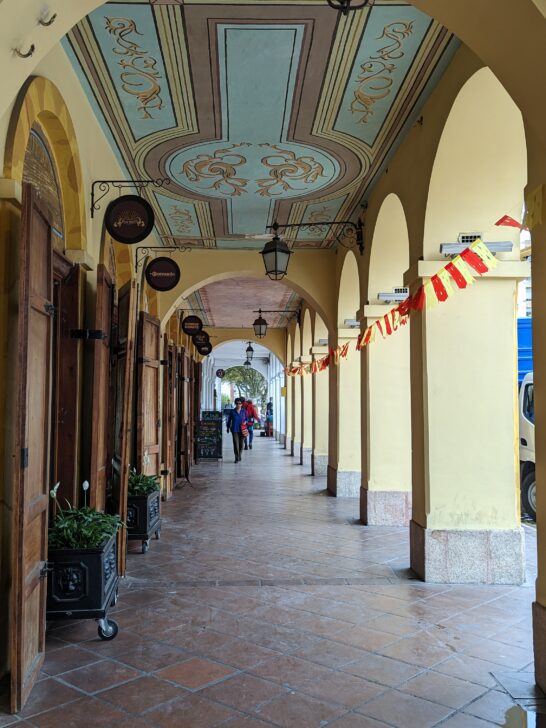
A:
[326, 0, 375, 14]
[253, 309, 268, 339]
[260, 223, 292, 280]
[243, 359, 251, 367]
[245, 342, 255, 360]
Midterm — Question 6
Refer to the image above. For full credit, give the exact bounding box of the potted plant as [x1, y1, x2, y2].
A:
[47, 482, 122, 640]
[127, 470, 161, 553]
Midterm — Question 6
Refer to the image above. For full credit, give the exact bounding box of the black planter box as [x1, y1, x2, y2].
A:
[47, 532, 119, 620]
[127, 491, 161, 552]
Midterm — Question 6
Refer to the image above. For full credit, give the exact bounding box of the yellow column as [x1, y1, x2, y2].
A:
[408, 260, 529, 583]
[292, 360, 302, 457]
[285, 371, 292, 451]
[312, 346, 329, 476]
[360, 305, 412, 525]
[327, 331, 361, 496]
[300, 356, 313, 470]
[531, 184, 546, 693]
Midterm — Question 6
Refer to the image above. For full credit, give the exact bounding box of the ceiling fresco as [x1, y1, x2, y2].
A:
[64, 0, 458, 249]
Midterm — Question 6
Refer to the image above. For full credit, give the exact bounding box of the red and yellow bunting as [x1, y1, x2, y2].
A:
[285, 239, 497, 377]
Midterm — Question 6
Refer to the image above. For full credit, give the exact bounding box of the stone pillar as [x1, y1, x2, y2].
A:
[292, 360, 302, 458]
[360, 305, 412, 525]
[279, 368, 287, 446]
[408, 260, 529, 584]
[311, 346, 329, 476]
[327, 330, 361, 496]
[285, 369, 292, 451]
[300, 356, 313, 470]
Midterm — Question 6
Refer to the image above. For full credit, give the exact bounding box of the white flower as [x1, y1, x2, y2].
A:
[50, 482, 60, 498]
[82, 480, 90, 492]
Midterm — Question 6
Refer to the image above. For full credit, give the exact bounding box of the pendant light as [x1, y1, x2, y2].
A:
[260, 224, 292, 280]
[253, 310, 268, 339]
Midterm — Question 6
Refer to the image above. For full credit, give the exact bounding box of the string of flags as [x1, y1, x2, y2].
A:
[284, 239, 498, 377]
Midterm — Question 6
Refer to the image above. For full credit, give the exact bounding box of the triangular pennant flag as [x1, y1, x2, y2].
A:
[460, 247, 489, 275]
[431, 273, 449, 302]
[437, 268, 455, 298]
[424, 280, 438, 308]
[471, 239, 498, 269]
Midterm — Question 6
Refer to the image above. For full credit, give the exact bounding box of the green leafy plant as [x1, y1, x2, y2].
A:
[48, 483, 121, 550]
[128, 469, 161, 497]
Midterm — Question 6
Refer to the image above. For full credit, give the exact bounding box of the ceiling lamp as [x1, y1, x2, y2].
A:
[326, 0, 375, 14]
[246, 342, 254, 360]
[253, 310, 268, 339]
[260, 223, 292, 280]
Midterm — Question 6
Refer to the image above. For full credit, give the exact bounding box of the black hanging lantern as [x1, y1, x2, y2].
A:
[326, 0, 375, 14]
[253, 310, 268, 339]
[260, 225, 292, 280]
[245, 342, 254, 360]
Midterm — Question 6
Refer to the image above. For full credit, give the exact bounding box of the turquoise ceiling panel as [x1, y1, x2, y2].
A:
[296, 196, 348, 241]
[154, 193, 201, 237]
[335, 5, 432, 146]
[88, 3, 176, 140]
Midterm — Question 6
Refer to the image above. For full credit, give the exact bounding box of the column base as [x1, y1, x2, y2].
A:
[312, 453, 328, 476]
[410, 520, 525, 584]
[302, 447, 312, 470]
[327, 466, 360, 497]
[533, 602, 546, 693]
[279, 433, 286, 446]
[360, 487, 411, 526]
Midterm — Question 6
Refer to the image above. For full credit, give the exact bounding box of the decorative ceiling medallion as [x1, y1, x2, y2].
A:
[181, 143, 250, 197]
[181, 315, 203, 335]
[145, 256, 180, 291]
[104, 194, 155, 244]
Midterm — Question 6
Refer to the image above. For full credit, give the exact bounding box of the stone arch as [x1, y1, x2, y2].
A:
[4, 76, 86, 252]
[368, 194, 410, 299]
[423, 67, 527, 259]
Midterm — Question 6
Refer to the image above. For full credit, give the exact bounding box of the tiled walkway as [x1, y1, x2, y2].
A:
[4, 436, 545, 727]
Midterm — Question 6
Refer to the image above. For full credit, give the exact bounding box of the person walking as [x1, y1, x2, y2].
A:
[243, 399, 260, 450]
[226, 398, 248, 463]
[265, 398, 273, 437]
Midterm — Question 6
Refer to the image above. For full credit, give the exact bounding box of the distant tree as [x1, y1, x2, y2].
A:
[221, 393, 231, 408]
[224, 366, 268, 407]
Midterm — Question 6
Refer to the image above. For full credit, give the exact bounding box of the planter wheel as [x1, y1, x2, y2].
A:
[97, 618, 118, 641]
[142, 539, 150, 554]
[155, 530, 161, 540]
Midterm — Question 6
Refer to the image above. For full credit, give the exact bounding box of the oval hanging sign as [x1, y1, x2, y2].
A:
[104, 194, 155, 244]
[197, 343, 213, 356]
[192, 331, 210, 347]
[181, 315, 203, 335]
[216, 369, 225, 379]
[145, 257, 180, 292]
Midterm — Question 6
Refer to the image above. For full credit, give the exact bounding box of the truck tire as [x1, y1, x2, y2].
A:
[522, 470, 536, 520]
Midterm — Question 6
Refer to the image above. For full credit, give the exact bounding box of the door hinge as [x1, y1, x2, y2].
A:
[44, 303, 56, 318]
[69, 329, 108, 341]
[39, 562, 53, 579]
[20, 448, 28, 469]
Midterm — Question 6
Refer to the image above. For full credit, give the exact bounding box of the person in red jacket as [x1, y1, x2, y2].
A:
[243, 399, 260, 450]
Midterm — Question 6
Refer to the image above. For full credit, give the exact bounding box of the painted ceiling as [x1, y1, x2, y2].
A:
[186, 278, 300, 329]
[65, 0, 458, 249]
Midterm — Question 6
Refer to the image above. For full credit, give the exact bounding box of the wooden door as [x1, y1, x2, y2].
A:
[175, 348, 186, 482]
[161, 335, 175, 498]
[136, 313, 160, 476]
[193, 360, 202, 463]
[10, 184, 53, 712]
[50, 254, 84, 510]
[111, 279, 137, 575]
[89, 264, 115, 511]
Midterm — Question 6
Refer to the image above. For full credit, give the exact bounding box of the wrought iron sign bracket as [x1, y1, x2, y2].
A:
[90, 178, 171, 218]
[266, 219, 365, 255]
[135, 245, 192, 271]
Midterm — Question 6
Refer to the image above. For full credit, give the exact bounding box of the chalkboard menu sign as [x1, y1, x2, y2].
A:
[197, 411, 223, 459]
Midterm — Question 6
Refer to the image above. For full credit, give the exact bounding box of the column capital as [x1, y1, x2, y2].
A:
[0, 178, 21, 203]
[310, 346, 329, 357]
[361, 304, 394, 325]
[337, 328, 361, 341]
[298, 356, 312, 364]
[403, 259, 530, 287]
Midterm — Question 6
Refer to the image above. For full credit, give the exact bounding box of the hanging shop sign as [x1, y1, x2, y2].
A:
[144, 257, 180, 292]
[181, 315, 203, 335]
[192, 331, 210, 348]
[197, 342, 213, 356]
[104, 194, 155, 244]
[216, 369, 225, 379]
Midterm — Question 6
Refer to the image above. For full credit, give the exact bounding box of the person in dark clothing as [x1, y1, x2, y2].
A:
[226, 398, 247, 463]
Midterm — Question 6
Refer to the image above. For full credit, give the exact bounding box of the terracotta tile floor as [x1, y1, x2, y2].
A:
[4, 436, 545, 727]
